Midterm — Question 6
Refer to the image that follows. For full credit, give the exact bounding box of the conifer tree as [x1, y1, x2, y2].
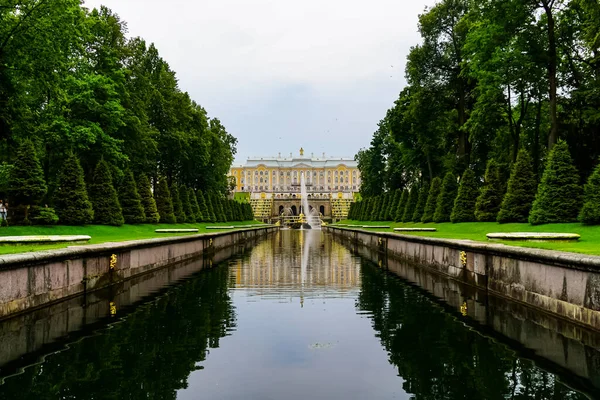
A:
[370, 196, 381, 221]
[359, 198, 370, 220]
[155, 177, 175, 224]
[497, 150, 537, 223]
[197, 190, 210, 222]
[580, 164, 600, 225]
[119, 170, 146, 224]
[137, 174, 160, 223]
[422, 177, 441, 223]
[225, 199, 234, 221]
[529, 141, 582, 225]
[55, 152, 94, 225]
[451, 169, 478, 223]
[171, 184, 186, 223]
[475, 160, 504, 222]
[387, 190, 401, 221]
[245, 203, 254, 221]
[394, 190, 409, 222]
[412, 184, 428, 222]
[402, 187, 419, 222]
[8, 139, 48, 223]
[378, 193, 390, 221]
[179, 185, 195, 223]
[204, 192, 217, 222]
[433, 172, 458, 223]
[89, 159, 124, 226]
[189, 188, 202, 222]
[213, 194, 226, 222]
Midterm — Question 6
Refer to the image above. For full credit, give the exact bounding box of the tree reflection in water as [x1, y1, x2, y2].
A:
[356, 260, 589, 400]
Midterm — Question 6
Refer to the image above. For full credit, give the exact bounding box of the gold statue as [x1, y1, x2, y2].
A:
[300, 147, 304, 156]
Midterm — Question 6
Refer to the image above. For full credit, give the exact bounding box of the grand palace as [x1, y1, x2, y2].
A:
[229, 148, 360, 221]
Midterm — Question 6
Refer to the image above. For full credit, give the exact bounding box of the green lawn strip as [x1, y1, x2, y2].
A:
[0, 221, 264, 255]
[336, 220, 600, 256]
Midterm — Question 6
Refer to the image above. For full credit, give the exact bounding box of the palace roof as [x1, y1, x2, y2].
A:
[234, 156, 357, 169]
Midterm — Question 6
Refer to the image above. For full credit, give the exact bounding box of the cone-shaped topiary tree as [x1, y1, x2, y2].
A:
[171, 184, 185, 223]
[55, 152, 94, 225]
[450, 169, 478, 223]
[204, 192, 217, 222]
[179, 185, 195, 223]
[378, 193, 390, 221]
[387, 190, 400, 221]
[197, 190, 210, 222]
[369, 196, 380, 221]
[433, 172, 458, 223]
[155, 177, 175, 223]
[403, 187, 419, 222]
[394, 191, 409, 222]
[360, 198, 370, 220]
[119, 170, 146, 224]
[213, 194, 226, 222]
[580, 163, 600, 225]
[137, 174, 160, 223]
[89, 159, 124, 226]
[412, 184, 428, 222]
[8, 139, 48, 224]
[475, 160, 504, 222]
[189, 188, 202, 222]
[529, 141, 582, 225]
[497, 150, 537, 223]
[245, 202, 254, 221]
[422, 178, 442, 223]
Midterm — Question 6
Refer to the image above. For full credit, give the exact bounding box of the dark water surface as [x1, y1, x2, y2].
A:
[0, 230, 595, 399]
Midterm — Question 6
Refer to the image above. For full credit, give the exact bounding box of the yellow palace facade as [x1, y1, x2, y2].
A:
[229, 148, 360, 220]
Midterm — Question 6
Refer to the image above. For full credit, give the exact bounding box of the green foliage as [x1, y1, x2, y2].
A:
[497, 150, 537, 223]
[211, 194, 226, 222]
[137, 174, 160, 224]
[580, 163, 600, 225]
[402, 187, 419, 222]
[89, 160, 124, 226]
[55, 152, 94, 225]
[29, 206, 59, 225]
[197, 190, 211, 222]
[475, 160, 504, 222]
[387, 190, 401, 221]
[451, 169, 478, 223]
[433, 173, 458, 223]
[378, 194, 390, 221]
[369, 196, 381, 221]
[422, 178, 442, 223]
[118, 171, 146, 224]
[188, 188, 202, 223]
[394, 191, 409, 222]
[8, 140, 47, 221]
[155, 178, 175, 224]
[412, 184, 428, 222]
[0, 162, 13, 198]
[179, 185, 195, 223]
[529, 142, 582, 225]
[204, 192, 217, 223]
[171, 185, 185, 224]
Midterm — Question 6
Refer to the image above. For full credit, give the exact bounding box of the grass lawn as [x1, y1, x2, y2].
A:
[335, 220, 600, 256]
[0, 221, 264, 255]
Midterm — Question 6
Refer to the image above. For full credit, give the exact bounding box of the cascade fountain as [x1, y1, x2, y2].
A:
[300, 173, 321, 229]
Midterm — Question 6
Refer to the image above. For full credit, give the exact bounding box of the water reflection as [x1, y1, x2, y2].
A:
[0, 231, 594, 399]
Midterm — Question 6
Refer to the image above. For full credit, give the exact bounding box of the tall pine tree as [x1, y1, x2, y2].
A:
[89, 160, 124, 226]
[402, 187, 419, 222]
[475, 160, 504, 222]
[394, 191, 408, 222]
[171, 184, 186, 223]
[155, 177, 175, 224]
[119, 170, 146, 224]
[412, 184, 428, 222]
[179, 185, 195, 223]
[422, 178, 442, 223]
[497, 150, 537, 223]
[189, 188, 202, 222]
[55, 152, 93, 225]
[137, 174, 160, 223]
[580, 163, 600, 225]
[433, 172, 458, 223]
[451, 169, 478, 223]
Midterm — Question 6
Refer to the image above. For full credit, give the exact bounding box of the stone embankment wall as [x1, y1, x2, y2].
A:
[0, 227, 276, 320]
[326, 226, 600, 331]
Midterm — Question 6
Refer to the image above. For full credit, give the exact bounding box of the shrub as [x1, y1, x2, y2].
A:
[204, 192, 217, 222]
[171, 184, 186, 223]
[197, 190, 211, 222]
[475, 160, 504, 222]
[378, 194, 390, 221]
[370, 196, 382, 221]
[529, 141, 583, 225]
[89, 160, 124, 226]
[433, 173, 458, 223]
[394, 191, 408, 222]
[30, 206, 59, 225]
[412, 184, 428, 222]
[402, 187, 419, 222]
[137, 174, 160, 223]
[422, 178, 441, 223]
[497, 150, 537, 223]
[55, 152, 94, 225]
[387, 190, 401, 221]
[155, 177, 175, 223]
[119, 170, 146, 224]
[8, 139, 47, 224]
[179, 185, 195, 223]
[451, 169, 478, 223]
[579, 163, 600, 225]
[189, 188, 202, 222]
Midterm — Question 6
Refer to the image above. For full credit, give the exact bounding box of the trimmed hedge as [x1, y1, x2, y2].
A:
[421, 177, 441, 223]
[497, 150, 537, 223]
[137, 174, 160, 223]
[89, 159, 124, 226]
[119, 170, 146, 224]
[155, 177, 175, 224]
[475, 160, 504, 222]
[451, 169, 478, 223]
[433, 172, 458, 223]
[55, 152, 94, 225]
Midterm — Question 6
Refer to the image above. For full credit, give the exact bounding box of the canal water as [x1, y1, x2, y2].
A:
[0, 230, 596, 399]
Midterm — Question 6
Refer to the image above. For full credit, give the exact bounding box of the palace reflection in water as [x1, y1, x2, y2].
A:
[0, 231, 593, 399]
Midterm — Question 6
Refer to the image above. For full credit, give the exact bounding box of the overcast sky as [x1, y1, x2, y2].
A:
[84, 0, 435, 164]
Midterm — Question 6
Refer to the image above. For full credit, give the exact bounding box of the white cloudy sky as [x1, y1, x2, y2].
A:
[84, 0, 435, 164]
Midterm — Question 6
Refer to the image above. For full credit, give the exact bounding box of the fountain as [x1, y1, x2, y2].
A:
[300, 173, 321, 229]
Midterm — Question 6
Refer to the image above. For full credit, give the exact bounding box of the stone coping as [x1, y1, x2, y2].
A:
[394, 228, 437, 232]
[324, 226, 600, 272]
[0, 235, 91, 245]
[206, 226, 235, 229]
[362, 225, 390, 229]
[155, 229, 199, 233]
[487, 232, 581, 241]
[0, 226, 277, 269]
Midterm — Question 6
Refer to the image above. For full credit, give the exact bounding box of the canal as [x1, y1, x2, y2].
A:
[0, 230, 597, 399]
